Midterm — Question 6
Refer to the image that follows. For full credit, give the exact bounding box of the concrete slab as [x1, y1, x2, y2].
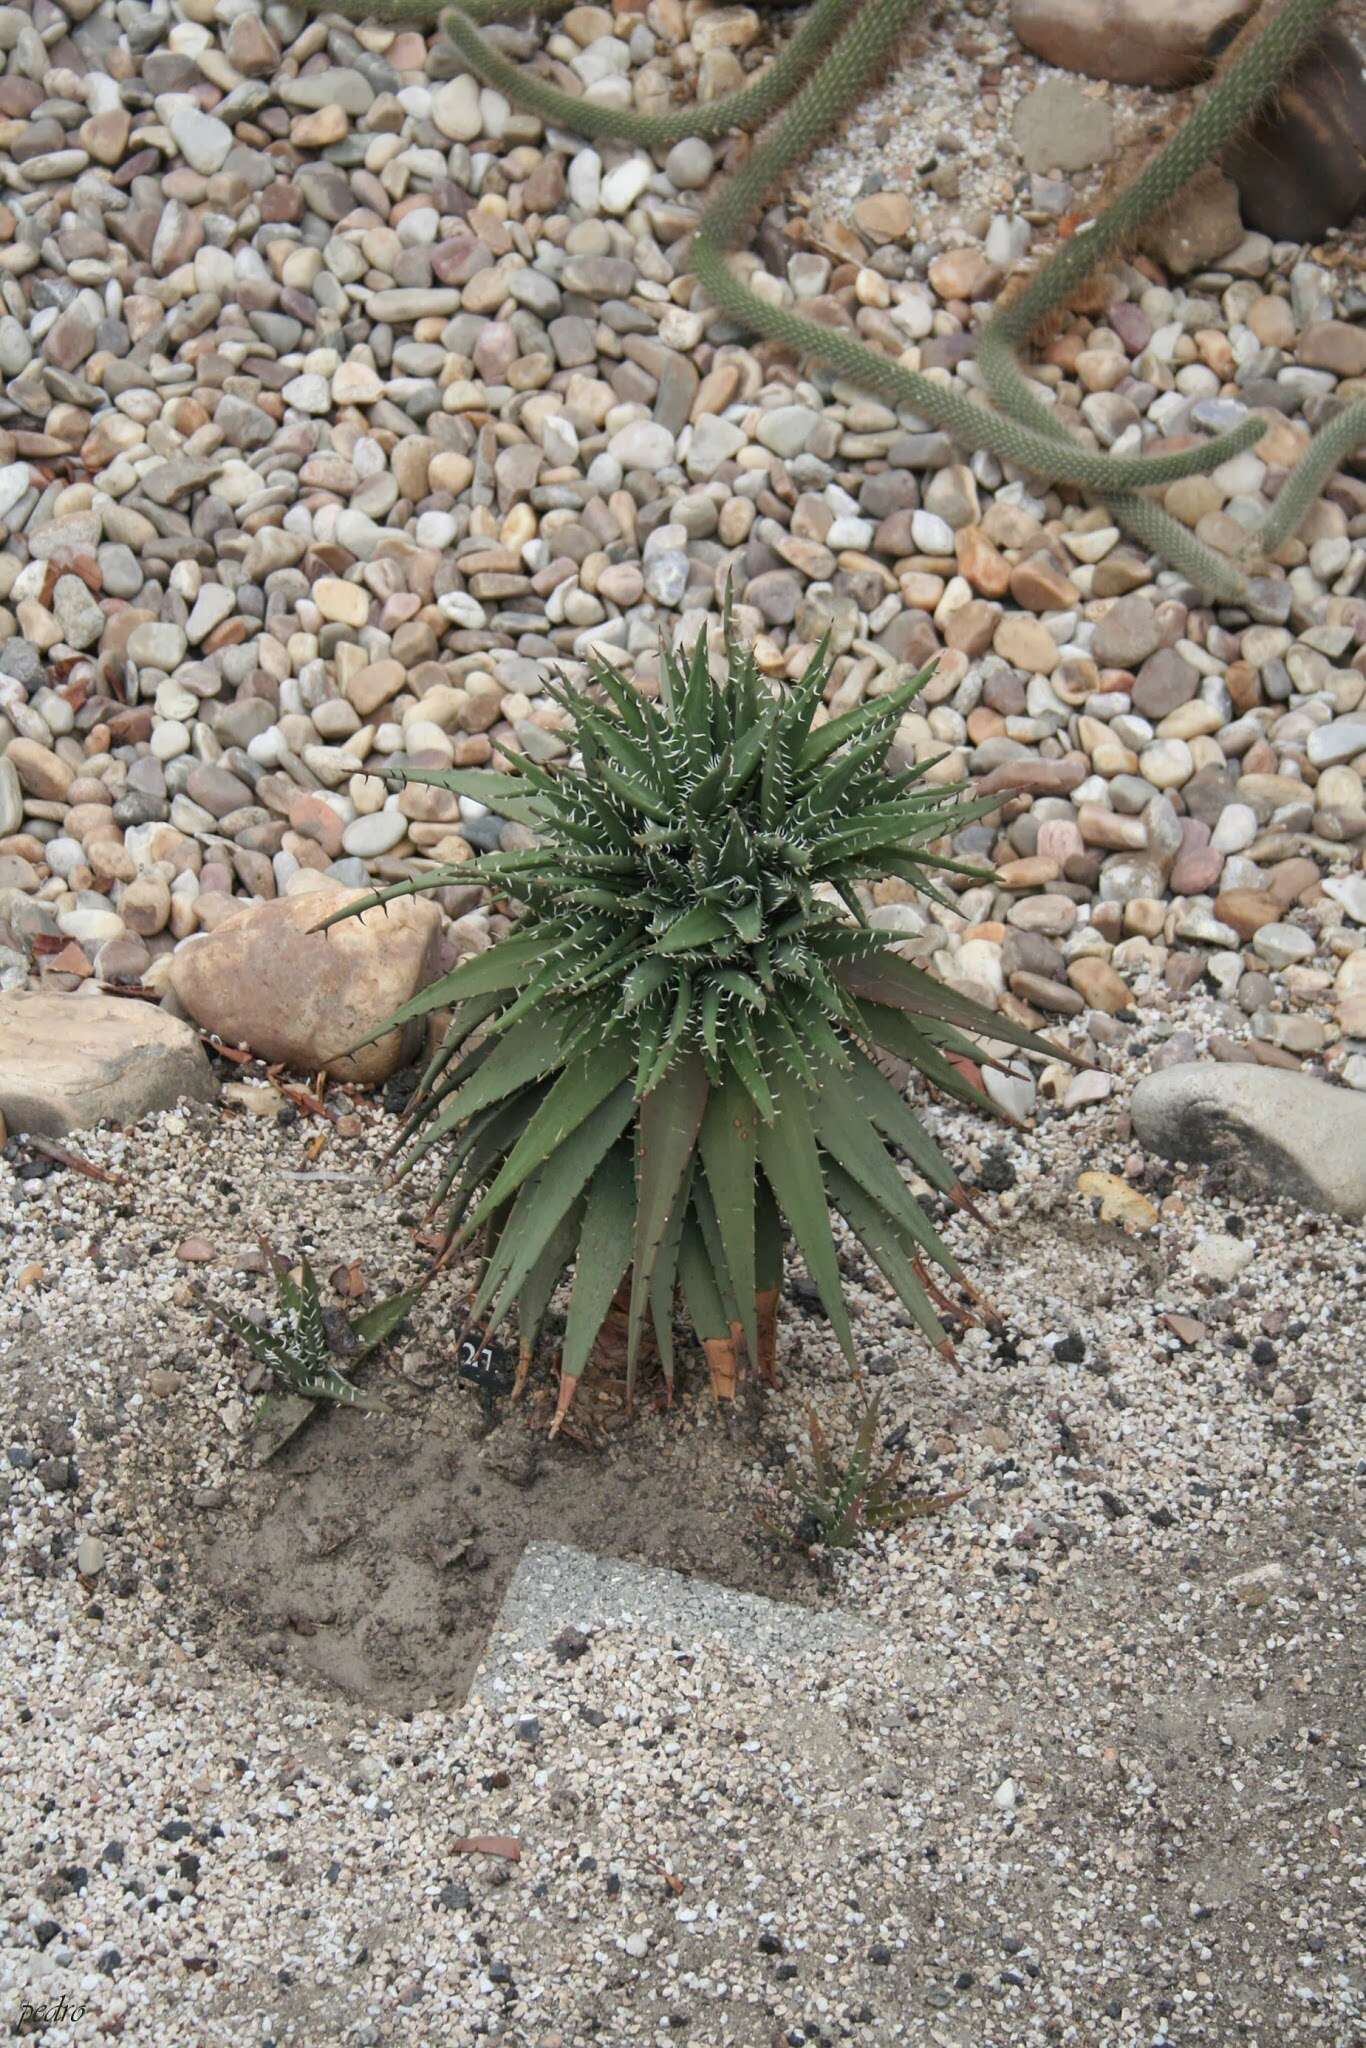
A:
[469, 1540, 871, 1703]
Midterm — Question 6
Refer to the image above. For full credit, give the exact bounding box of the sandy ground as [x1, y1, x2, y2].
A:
[2, 980, 1362, 2047]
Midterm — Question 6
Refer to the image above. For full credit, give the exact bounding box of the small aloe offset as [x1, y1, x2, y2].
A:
[770, 1390, 968, 1551]
[220, 1240, 421, 1419]
[319, 617, 1068, 1429]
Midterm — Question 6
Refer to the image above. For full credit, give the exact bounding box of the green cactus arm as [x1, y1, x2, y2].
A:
[311, 0, 1364, 595]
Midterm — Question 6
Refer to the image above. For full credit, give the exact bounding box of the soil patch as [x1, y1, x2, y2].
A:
[187, 1367, 819, 1712]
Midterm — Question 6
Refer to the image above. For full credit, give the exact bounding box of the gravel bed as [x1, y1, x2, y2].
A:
[2, 992, 1362, 2045]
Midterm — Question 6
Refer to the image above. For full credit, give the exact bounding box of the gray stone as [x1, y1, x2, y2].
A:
[0, 756, 21, 836]
[1012, 80, 1114, 175]
[469, 1541, 870, 1705]
[1307, 717, 1366, 769]
[1139, 166, 1243, 277]
[0, 990, 215, 1136]
[127, 622, 187, 670]
[1092, 595, 1161, 669]
[1131, 1061, 1366, 1218]
[170, 107, 233, 175]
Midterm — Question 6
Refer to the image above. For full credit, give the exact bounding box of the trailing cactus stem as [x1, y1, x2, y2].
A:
[306, 0, 1366, 595]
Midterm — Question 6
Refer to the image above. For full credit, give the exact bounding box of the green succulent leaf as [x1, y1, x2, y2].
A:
[754, 1057, 854, 1362]
[560, 1147, 636, 1382]
[627, 1050, 710, 1379]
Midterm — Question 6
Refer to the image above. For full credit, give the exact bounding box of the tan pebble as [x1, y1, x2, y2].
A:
[1247, 294, 1295, 348]
[955, 526, 1010, 597]
[292, 106, 349, 147]
[312, 577, 369, 627]
[995, 855, 1061, 890]
[852, 191, 917, 242]
[993, 614, 1060, 673]
[1076, 1170, 1157, 1231]
[79, 108, 130, 164]
[1067, 956, 1131, 1014]
[1009, 556, 1079, 611]
[1077, 803, 1147, 851]
[345, 659, 406, 717]
[7, 738, 74, 800]
[1123, 898, 1166, 937]
[333, 361, 383, 404]
[1253, 412, 1310, 467]
[928, 246, 995, 300]
[1036, 819, 1084, 864]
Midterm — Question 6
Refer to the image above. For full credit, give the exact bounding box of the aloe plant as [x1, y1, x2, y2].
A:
[219, 1241, 421, 1419]
[770, 1389, 967, 1551]
[320, 618, 1063, 1429]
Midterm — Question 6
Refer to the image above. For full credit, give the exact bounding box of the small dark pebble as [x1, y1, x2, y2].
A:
[977, 1144, 1016, 1191]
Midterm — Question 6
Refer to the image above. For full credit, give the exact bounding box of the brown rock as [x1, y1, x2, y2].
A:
[345, 659, 406, 717]
[1011, 0, 1252, 89]
[7, 739, 74, 802]
[928, 247, 996, 302]
[1009, 556, 1079, 611]
[168, 881, 444, 1084]
[956, 527, 1011, 598]
[996, 855, 1061, 890]
[1139, 167, 1244, 278]
[942, 600, 1000, 655]
[1224, 28, 1366, 242]
[1215, 888, 1282, 939]
[976, 756, 1089, 797]
[1265, 856, 1322, 907]
[1009, 970, 1085, 1015]
[1297, 320, 1366, 380]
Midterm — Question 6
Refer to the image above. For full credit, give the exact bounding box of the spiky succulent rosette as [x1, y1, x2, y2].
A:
[321, 623, 1066, 1426]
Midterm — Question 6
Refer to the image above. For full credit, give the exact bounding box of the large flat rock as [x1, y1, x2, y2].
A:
[1130, 1061, 1366, 1220]
[469, 1540, 870, 1705]
[0, 989, 215, 1136]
